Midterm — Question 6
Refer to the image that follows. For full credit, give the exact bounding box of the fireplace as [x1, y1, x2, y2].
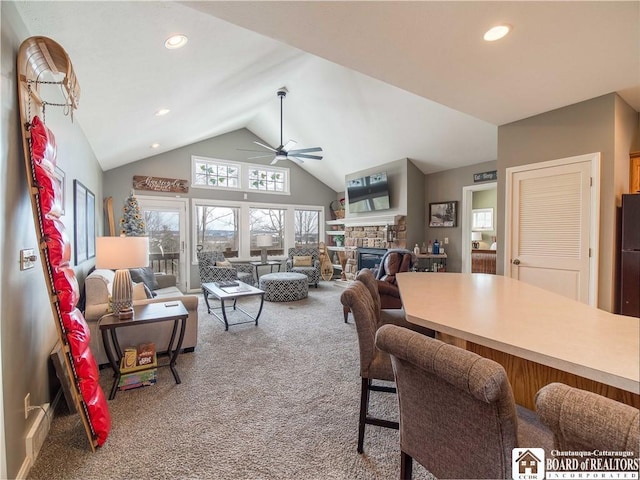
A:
[357, 247, 387, 271]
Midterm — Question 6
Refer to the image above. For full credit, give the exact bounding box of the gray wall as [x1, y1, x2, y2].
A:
[497, 93, 639, 312]
[103, 128, 337, 288]
[1, 3, 104, 477]
[424, 160, 498, 273]
[343, 158, 425, 249]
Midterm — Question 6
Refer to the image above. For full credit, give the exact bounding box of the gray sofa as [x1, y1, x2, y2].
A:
[84, 269, 198, 365]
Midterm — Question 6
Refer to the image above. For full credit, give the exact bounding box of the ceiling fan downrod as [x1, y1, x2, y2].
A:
[277, 88, 286, 149]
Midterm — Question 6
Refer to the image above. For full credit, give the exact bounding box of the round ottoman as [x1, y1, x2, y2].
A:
[259, 272, 308, 302]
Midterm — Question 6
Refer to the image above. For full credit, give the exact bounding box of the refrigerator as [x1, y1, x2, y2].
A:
[620, 194, 640, 317]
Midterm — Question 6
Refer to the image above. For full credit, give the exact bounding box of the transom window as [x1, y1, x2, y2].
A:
[248, 167, 286, 192]
[193, 158, 240, 189]
[192, 156, 289, 194]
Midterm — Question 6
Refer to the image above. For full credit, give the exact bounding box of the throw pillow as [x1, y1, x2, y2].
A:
[293, 255, 312, 267]
[132, 282, 147, 300]
[216, 259, 233, 268]
[129, 266, 159, 291]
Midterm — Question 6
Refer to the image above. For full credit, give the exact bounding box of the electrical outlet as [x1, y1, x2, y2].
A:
[444, 237, 449, 244]
[24, 393, 30, 419]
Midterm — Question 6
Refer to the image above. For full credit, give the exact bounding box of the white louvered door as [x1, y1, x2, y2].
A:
[509, 160, 593, 303]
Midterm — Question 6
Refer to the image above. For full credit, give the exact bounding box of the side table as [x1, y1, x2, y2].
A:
[249, 260, 282, 282]
[99, 301, 189, 399]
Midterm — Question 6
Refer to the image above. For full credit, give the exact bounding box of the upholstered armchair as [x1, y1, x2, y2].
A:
[374, 249, 415, 309]
[285, 247, 321, 288]
[196, 251, 255, 291]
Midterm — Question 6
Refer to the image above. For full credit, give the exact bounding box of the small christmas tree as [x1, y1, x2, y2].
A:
[120, 192, 145, 236]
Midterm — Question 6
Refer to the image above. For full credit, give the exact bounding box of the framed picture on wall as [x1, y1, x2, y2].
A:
[74, 180, 95, 264]
[53, 166, 66, 215]
[429, 201, 457, 227]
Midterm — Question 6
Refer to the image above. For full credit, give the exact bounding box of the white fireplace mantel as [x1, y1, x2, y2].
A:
[343, 214, 403, 227]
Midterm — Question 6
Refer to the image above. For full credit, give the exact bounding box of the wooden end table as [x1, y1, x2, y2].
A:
[99, 301, 189, 400]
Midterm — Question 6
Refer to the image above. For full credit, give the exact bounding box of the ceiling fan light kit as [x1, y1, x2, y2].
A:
[248, 88, 323, 165]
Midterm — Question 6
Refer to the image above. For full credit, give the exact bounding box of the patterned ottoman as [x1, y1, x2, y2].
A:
[259, 272, 308, 302]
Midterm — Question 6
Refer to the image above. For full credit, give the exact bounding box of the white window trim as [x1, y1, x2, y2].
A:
[191, 198, 324, 263]
[191, 155, 290, 195]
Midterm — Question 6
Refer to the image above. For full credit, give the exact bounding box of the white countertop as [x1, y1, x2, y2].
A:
[397, 272, 640, 394]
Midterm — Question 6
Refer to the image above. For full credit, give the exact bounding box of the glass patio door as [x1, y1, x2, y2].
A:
[137, 196, 188, 292]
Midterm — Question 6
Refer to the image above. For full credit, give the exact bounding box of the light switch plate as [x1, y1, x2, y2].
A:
[20, 249, 37, 270]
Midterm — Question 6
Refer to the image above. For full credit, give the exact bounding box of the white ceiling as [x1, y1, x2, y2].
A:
[13, 1, 640, 192]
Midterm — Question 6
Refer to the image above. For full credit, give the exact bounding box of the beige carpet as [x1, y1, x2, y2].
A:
[28, 283, 434, 480]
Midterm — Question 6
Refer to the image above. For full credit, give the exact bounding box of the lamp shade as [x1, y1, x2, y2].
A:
[256, 234, 273, 248]
[96, 236, 149, 270]
[471, 232, 483, 242]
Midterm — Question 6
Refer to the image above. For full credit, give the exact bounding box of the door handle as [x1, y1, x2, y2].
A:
[512, 258, 521, 265]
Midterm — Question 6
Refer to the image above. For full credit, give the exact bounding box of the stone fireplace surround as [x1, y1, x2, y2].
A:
[341, 215, 406, 280]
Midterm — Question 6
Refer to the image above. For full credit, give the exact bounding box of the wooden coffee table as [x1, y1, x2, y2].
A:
[202, 281, 265, 331]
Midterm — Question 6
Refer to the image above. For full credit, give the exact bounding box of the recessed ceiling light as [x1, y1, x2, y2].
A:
[155, 108, 170, 116]
[150, 143, 160, 149]
[164, 34, 188, 49]
[484, 25, 512, 42]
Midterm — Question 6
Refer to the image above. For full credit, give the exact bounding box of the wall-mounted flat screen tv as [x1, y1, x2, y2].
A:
[347, 172, 391, 213]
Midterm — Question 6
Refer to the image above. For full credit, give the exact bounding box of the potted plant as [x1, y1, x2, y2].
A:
[334, 235, 344, 247]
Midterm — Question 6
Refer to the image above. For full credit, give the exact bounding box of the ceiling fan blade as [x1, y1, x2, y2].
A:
[290, 153, 323, 160]
[270, 157, 280, 165]
[248, 154, 276, 160]
[283, 139, 297, 151]
[288, 147, 323, 155]
[289, 156, 304, 164]
[238, 148, 273, 153]
[253, 141, 277, 152]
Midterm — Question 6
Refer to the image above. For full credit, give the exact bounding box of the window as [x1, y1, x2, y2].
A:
[192, 156, 289, 194]
[294, 209, 319, 247]
[250, 207, 286, 256]
[192, 157, 240, 189]
[191, 200, 323, 262]
[248, 166, 287, 192]
[472, 208, 494, 231]
[194, 205, 240, 258]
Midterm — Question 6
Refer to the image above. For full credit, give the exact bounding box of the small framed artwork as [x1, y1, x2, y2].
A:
[53, 166, 65, 215]
[429, 201, 457, 227]
[74, 180, 96, 264]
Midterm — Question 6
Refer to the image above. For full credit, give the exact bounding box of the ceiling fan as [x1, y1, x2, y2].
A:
[242, 88, 323, 165]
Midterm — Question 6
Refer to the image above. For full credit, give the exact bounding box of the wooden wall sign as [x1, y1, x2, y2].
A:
[133, 175, 189, 193]
[473, 170, 497, 182]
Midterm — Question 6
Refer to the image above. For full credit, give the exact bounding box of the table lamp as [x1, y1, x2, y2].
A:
[256, 234, 272, 263]
[96, 236, 149, 319]
[471, 232, 483, 249]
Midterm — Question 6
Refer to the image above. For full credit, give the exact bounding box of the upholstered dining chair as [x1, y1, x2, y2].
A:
[375, 324, 553, 479]
[340, 281, 399, 454]
[285, 247, 321, 287]
[352, 269, 435, 338]
[535, 382, 639, 453]
[196, 250, 255, 290]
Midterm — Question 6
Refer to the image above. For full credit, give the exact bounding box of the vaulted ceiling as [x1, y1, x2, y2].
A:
[13, 1, 640, 192]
